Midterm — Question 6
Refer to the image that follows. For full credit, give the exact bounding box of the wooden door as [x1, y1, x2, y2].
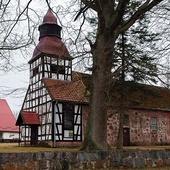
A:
[123, 127, 130, 146]
[31, 125, 38, 145]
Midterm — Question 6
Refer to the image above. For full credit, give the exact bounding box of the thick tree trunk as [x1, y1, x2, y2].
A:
[81, 33, 115, 151]
[79, 0, 162, 151]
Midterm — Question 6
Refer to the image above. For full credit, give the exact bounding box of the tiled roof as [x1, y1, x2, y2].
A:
[43, 78, 89, 103]
[72, 71, 91, 90]
[16, 111, 40, 125]
[0, 99, 19, 132]
[109, 81, 170, 110]
[72, 72, 170, 110]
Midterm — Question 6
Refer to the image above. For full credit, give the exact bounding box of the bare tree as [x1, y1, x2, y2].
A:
[71, 0, 168, 151]
[0, 1, 48, 101]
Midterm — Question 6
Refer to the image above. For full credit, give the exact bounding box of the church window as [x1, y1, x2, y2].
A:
[151, 117, 157, 131]
[63, 104, 74, 130]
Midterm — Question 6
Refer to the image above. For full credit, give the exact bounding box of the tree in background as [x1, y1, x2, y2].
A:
[114, 17, 159, 83]
[112, 2, 160, 149]
[0, 1, 45, 101]
[0, 0, 36, 72]
[80, 4, 160, 149]
[76, 0, 166, 151]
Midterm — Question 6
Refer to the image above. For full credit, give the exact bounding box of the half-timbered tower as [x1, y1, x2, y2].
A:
[16, 9, 88, 146]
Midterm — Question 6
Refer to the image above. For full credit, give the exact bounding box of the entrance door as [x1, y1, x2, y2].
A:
[31, 125, 38, 145]
[123, 127, 130, 146]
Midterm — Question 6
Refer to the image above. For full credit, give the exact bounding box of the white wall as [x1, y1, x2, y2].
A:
[2, 132, 19, 140]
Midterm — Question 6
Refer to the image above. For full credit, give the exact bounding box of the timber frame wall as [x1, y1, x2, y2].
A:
[20, 54, 84, 145]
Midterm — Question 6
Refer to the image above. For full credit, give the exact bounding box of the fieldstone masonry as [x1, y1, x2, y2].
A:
[106, 108, 170, 146]
[1, 150, 170, 169]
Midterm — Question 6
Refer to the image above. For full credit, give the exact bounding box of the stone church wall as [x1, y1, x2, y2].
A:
[107, 108, 170, 146]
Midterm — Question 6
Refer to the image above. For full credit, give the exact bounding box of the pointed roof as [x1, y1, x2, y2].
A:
[0, 99, 19, 132]
[43, 9, 58, 24]
[29, 9, 71, 63]
[16, 111, 40, 126]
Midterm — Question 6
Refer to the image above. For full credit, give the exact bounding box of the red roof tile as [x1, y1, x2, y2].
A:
[16, 111, 40, 125]
[43, 78, 89, 103]
[0, 99, 19, 132]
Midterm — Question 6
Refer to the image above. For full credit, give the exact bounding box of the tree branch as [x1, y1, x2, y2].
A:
[119, 0, 163, 33]
[109, 0, 130, 29]
[3, 0, 33, 43]
[81, 0, 97, 11]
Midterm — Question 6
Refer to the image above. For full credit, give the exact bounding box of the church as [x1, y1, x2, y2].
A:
[16, 9, 89, 147]
[16, 9, 170, 147]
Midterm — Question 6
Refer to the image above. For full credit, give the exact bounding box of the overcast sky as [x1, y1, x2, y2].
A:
[0, 1, 65, 113]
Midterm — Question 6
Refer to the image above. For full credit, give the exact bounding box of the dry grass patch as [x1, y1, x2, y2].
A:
[0, 143, 170, 153]
[123, 145, 170, 150]
[0, 143, 79, 153]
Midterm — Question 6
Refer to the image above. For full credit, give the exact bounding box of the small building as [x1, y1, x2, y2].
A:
[0, 99, 19, 141]
[16, 9, 170, 147]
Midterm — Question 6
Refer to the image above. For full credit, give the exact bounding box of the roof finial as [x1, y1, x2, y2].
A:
[43, 9, 58, 24]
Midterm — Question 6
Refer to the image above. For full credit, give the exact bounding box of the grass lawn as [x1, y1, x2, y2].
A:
[0, 143, 80, 153]
[0, 143, 170, 153]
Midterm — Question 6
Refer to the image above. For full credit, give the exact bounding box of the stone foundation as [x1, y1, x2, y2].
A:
[1, 149, 170, 169]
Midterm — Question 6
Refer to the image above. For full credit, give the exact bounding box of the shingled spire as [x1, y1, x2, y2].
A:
[39, 9, 61, 39]
[29, 9, 71, 63]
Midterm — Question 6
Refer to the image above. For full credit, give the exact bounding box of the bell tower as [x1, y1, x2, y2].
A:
[29, 9, 72, 90]
[17, 9, 85, 146]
